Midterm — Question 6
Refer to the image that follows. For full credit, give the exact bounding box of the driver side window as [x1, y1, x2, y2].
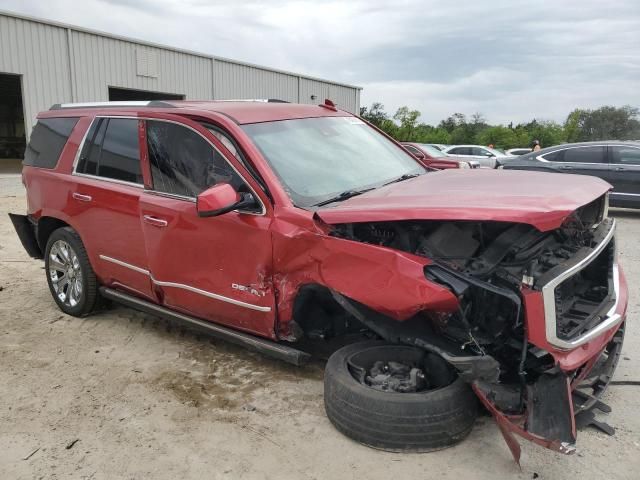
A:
[146, 120, 244, 198]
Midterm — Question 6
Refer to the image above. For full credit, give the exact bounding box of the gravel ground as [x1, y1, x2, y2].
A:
[1, 178, 639, 480]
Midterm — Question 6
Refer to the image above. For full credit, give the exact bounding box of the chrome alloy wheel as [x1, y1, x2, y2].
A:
[48, 239, 83, 307]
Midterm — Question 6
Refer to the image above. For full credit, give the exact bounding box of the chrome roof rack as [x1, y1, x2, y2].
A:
[49, 100, 176, 110]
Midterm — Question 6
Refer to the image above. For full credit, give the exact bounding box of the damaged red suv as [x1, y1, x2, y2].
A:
[11, 100, 626, 461]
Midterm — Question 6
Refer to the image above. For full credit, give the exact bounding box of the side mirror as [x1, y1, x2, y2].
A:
[196, 183, 256, 218]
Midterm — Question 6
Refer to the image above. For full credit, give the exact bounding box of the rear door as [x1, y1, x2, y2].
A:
[138, 116, 276, 338]
[607, 144, 640, 202]
[72, 116, 154, 299]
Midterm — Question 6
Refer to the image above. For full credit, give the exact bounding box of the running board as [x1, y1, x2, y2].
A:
[99, 287, 311, 366]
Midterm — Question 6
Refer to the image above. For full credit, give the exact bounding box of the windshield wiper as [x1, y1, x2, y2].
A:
[382, 173, 421, 186]
[314, 187, 376, 207]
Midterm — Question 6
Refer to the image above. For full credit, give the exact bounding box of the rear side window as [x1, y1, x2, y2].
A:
[76, 118, 142, 184]
[560, 146, 606, 163]
[611, 145, 640, 165]
[146, 120, 244, 198]
[24, 117, 79, 168]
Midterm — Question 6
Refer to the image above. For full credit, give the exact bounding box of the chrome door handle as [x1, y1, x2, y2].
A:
[143, 215, 168, 227]
[72, 192, 92, 202]
[558, 165, 573, 170]
[615, 167, 625, 171]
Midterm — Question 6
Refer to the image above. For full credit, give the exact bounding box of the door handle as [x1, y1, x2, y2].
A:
[143, 215, 168, 227]
[558, 165, 573, 170]
[72, 192, 92, 202]
[614, 166, 625, 171]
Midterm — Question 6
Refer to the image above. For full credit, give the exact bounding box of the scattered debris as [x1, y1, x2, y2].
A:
[65, 439, 80, 450]
[22, 447, 40, 460]
[242, 404, 256, 412]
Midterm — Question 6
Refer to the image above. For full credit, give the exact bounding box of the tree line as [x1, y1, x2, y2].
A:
[359, 103, 640, 149]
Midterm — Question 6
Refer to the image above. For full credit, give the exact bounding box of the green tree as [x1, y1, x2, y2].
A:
[564, 105, 640, 141]
[360, 102, 388, 129]
[393, 106, 421, 141]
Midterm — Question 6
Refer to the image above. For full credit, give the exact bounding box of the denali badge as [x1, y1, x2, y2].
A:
[232, 283, 265, 297]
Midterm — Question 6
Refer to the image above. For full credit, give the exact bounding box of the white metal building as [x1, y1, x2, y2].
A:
[0, 10, 361, 158]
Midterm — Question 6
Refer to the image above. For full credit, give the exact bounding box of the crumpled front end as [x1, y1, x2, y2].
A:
[323, 193, 627, 460]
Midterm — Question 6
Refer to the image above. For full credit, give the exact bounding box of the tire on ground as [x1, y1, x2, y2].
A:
[324, 340, 478, 452]
[44, 226, 99, 317]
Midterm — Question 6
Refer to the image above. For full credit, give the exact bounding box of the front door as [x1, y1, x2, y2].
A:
[138, 117, 277, 338]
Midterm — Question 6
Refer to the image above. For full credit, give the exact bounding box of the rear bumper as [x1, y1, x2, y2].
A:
[8, 213, 42, 259]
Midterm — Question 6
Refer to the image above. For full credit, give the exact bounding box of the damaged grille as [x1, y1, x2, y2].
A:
[540, 218, 617, 346]
[553, 239, 615, 340]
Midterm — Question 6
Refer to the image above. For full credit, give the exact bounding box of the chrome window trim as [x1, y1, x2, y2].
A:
[536, 144, 639, 165]
[541, 219, 622, 349]
[72, 115, 266, 215]
[99, 255, 271, 312]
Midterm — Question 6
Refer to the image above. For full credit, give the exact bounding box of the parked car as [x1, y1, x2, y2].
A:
[502, 141, 640, 208]
[401, 142, 479, 169]
[10, 100, 626, 459]
[506, 147, 532, 156]
[423, 143, 449, 151]
[443, 145, 514, 168]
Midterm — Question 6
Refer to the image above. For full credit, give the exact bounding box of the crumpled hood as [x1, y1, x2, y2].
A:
[315, 169, 611, 232]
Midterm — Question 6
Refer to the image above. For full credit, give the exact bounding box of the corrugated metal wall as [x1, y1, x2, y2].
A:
[0, 15, 72, 136]
[0, 11, 361, 140]
[214, 60, 299, 102]
[69, 30, 213, 102]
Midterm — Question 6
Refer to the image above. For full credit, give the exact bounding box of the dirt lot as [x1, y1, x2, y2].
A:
[1, 176, 639, 479]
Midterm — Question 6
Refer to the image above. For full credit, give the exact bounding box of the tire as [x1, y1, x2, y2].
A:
[44, 226, 99, 317]
[324, 341, 477, 452]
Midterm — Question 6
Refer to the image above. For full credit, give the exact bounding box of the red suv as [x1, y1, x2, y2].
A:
[10, 100, 627, 461]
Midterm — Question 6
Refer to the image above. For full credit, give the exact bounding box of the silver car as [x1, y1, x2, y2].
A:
[443, 145, 514, 168]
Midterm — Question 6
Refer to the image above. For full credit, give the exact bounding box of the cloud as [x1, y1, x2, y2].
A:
[2, 0, 639, 124]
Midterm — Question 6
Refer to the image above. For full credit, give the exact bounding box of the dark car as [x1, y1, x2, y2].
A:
[502, 141, 640, 208]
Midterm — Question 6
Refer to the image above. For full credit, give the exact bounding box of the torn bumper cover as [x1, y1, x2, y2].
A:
[473, 246, 627, 461]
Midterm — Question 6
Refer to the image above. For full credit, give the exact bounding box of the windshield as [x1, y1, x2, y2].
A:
[417, 144, 447, 157]
[242, 116, 425, 208]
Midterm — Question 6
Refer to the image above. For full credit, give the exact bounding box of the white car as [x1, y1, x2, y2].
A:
[443, 145, 514, 168]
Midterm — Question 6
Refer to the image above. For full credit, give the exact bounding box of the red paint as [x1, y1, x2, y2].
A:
[196, 183, 240, 212]
[315, 169, 611, 231]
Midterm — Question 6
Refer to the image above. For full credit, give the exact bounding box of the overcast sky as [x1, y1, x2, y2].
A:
[2, 0, 639, 124]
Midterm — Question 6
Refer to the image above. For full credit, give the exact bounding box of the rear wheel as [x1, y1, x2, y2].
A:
[324, 341, 477, 452]
[45, 227, 99, 316]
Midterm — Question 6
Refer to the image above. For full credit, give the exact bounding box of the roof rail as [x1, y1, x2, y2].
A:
[49, 100, 176, 110]
[212, 99, 290, 103]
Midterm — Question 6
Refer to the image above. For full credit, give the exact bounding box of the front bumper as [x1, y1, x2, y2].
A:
[475, 218, 628, 463]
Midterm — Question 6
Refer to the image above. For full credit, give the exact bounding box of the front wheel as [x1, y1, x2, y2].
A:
[45, 227, 99, 316]
[324, 341, 477, 452]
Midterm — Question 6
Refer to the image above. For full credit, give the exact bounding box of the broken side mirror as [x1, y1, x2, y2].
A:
[196, 183, 256, 218]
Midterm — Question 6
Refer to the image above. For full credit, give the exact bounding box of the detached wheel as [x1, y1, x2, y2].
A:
[324, 341, 477, 452]
[45, 227, 99, 317]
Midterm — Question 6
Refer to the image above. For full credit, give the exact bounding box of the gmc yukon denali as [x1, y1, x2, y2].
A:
[10, 100, 627, 461]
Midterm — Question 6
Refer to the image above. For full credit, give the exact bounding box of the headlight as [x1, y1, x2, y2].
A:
[459, 161, 470, 169]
